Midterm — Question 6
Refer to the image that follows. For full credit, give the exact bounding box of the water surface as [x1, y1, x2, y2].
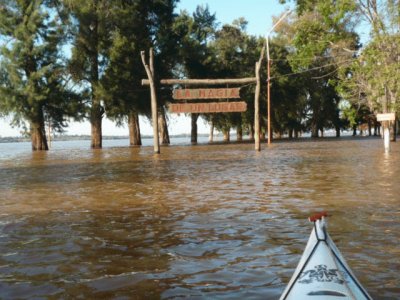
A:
[0, 137, 399, 299]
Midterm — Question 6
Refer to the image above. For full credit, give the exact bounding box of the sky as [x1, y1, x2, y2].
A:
[0, 0, 289, 137]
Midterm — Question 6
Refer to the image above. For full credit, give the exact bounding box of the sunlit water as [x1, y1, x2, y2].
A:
[0, 137, 399, 299]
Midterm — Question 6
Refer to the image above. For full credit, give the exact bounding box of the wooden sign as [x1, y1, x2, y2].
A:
[377, 113, 396, 122]
[172, 88, 240, 100]
[169, 102, 247, 113]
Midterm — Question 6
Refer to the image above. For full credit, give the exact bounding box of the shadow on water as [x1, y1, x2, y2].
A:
[0, 137, 399, 299]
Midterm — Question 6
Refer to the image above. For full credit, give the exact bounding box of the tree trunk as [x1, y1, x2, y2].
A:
[261, 131, 266, 141]
[223, 129, 230, 142]
[91, 102, 103, 149]
[288, 129, 293, 139]
[209, 119, 214, 143]
[30, 115, 48, 151]
[89, 13, 102, 149]
[352, 125, 357, 136]
[390, 120, 397, 142]
[128, 110, 141, 146]
[158, 106, 170, 145]
[249, 125, 255, 141]
[368, 120, 372, 136]
[311, 122, 319, 138]
[237, 125, 243, 142]
[191, 113, 199, 144]
[335, 125, 341, 137]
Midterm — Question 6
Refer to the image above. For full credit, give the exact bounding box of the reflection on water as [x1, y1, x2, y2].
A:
[0, 137, 399, 299]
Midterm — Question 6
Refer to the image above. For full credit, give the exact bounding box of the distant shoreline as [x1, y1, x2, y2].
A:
[0, 133, 211, 143]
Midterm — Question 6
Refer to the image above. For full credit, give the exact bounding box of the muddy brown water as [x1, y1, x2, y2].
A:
[0, 137, 399, 299]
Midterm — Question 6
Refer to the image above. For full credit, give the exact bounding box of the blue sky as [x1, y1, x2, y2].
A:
[177, 0, 289, 37]
[0, 1, 288, 137]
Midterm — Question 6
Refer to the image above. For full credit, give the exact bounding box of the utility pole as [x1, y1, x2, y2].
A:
[266, 10, 291, 145]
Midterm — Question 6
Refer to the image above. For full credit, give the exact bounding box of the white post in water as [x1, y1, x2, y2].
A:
[377, 113, 396, 152]
[384, 124, 390, 152]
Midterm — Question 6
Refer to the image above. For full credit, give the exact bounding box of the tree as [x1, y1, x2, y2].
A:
[348, 1, 399, 138]
[173, 5, 217, 144]
[281, 0, 399, 139]
[62, 0, 114, 149]
[0, 0, 80, 150]
[102, 0, 178, 146]
[100, 1, 152, 147]
[209, 20, 260, 141]
[278, 0, 360, 137]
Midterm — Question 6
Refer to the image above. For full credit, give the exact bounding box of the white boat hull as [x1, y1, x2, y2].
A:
[280, 217, 372, 300]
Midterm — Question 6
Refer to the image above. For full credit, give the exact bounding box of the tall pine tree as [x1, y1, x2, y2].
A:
[0, 0, 75, 150]
[63, 0, 113, 149]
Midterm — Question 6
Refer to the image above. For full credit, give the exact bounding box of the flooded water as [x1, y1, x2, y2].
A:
[0, 137, 399, 299]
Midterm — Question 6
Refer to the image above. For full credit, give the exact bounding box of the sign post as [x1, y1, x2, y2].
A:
[141, 48, 160, 154]
[377, 113, 396, 152]
[141, 49, 261, 152]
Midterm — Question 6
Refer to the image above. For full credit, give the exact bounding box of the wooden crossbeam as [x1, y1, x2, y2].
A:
[141, 78, 257, 86]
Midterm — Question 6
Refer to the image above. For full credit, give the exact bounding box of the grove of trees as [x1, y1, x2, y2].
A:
[1, 0, 399, 150]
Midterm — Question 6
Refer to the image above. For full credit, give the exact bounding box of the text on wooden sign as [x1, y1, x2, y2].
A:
[172, 88, 240, 100]
[169, 102, 247, 113]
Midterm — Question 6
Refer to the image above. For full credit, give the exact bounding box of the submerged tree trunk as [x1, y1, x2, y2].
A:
[30, 110, 48, 151]
[335, 125, 341, 137]
[209, 119, 214, 143]
[352, 125, 357, 136]
[191, 113, 199, 144]
[128, 110, 141, 146]
[260, 131, 266, 141]
[288, 129, 293, 139]
[249, 125, 255, 141]
[311, 122, 319, 138]
[89, 14, 102, 149]
[158, 106, 170, 145]
[368, 120, 372, 136]
[236, 125, 243, 142]
[91, 101, 103, 149]
[390, 120, 397, 142]
[223, 129, 230, 142]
